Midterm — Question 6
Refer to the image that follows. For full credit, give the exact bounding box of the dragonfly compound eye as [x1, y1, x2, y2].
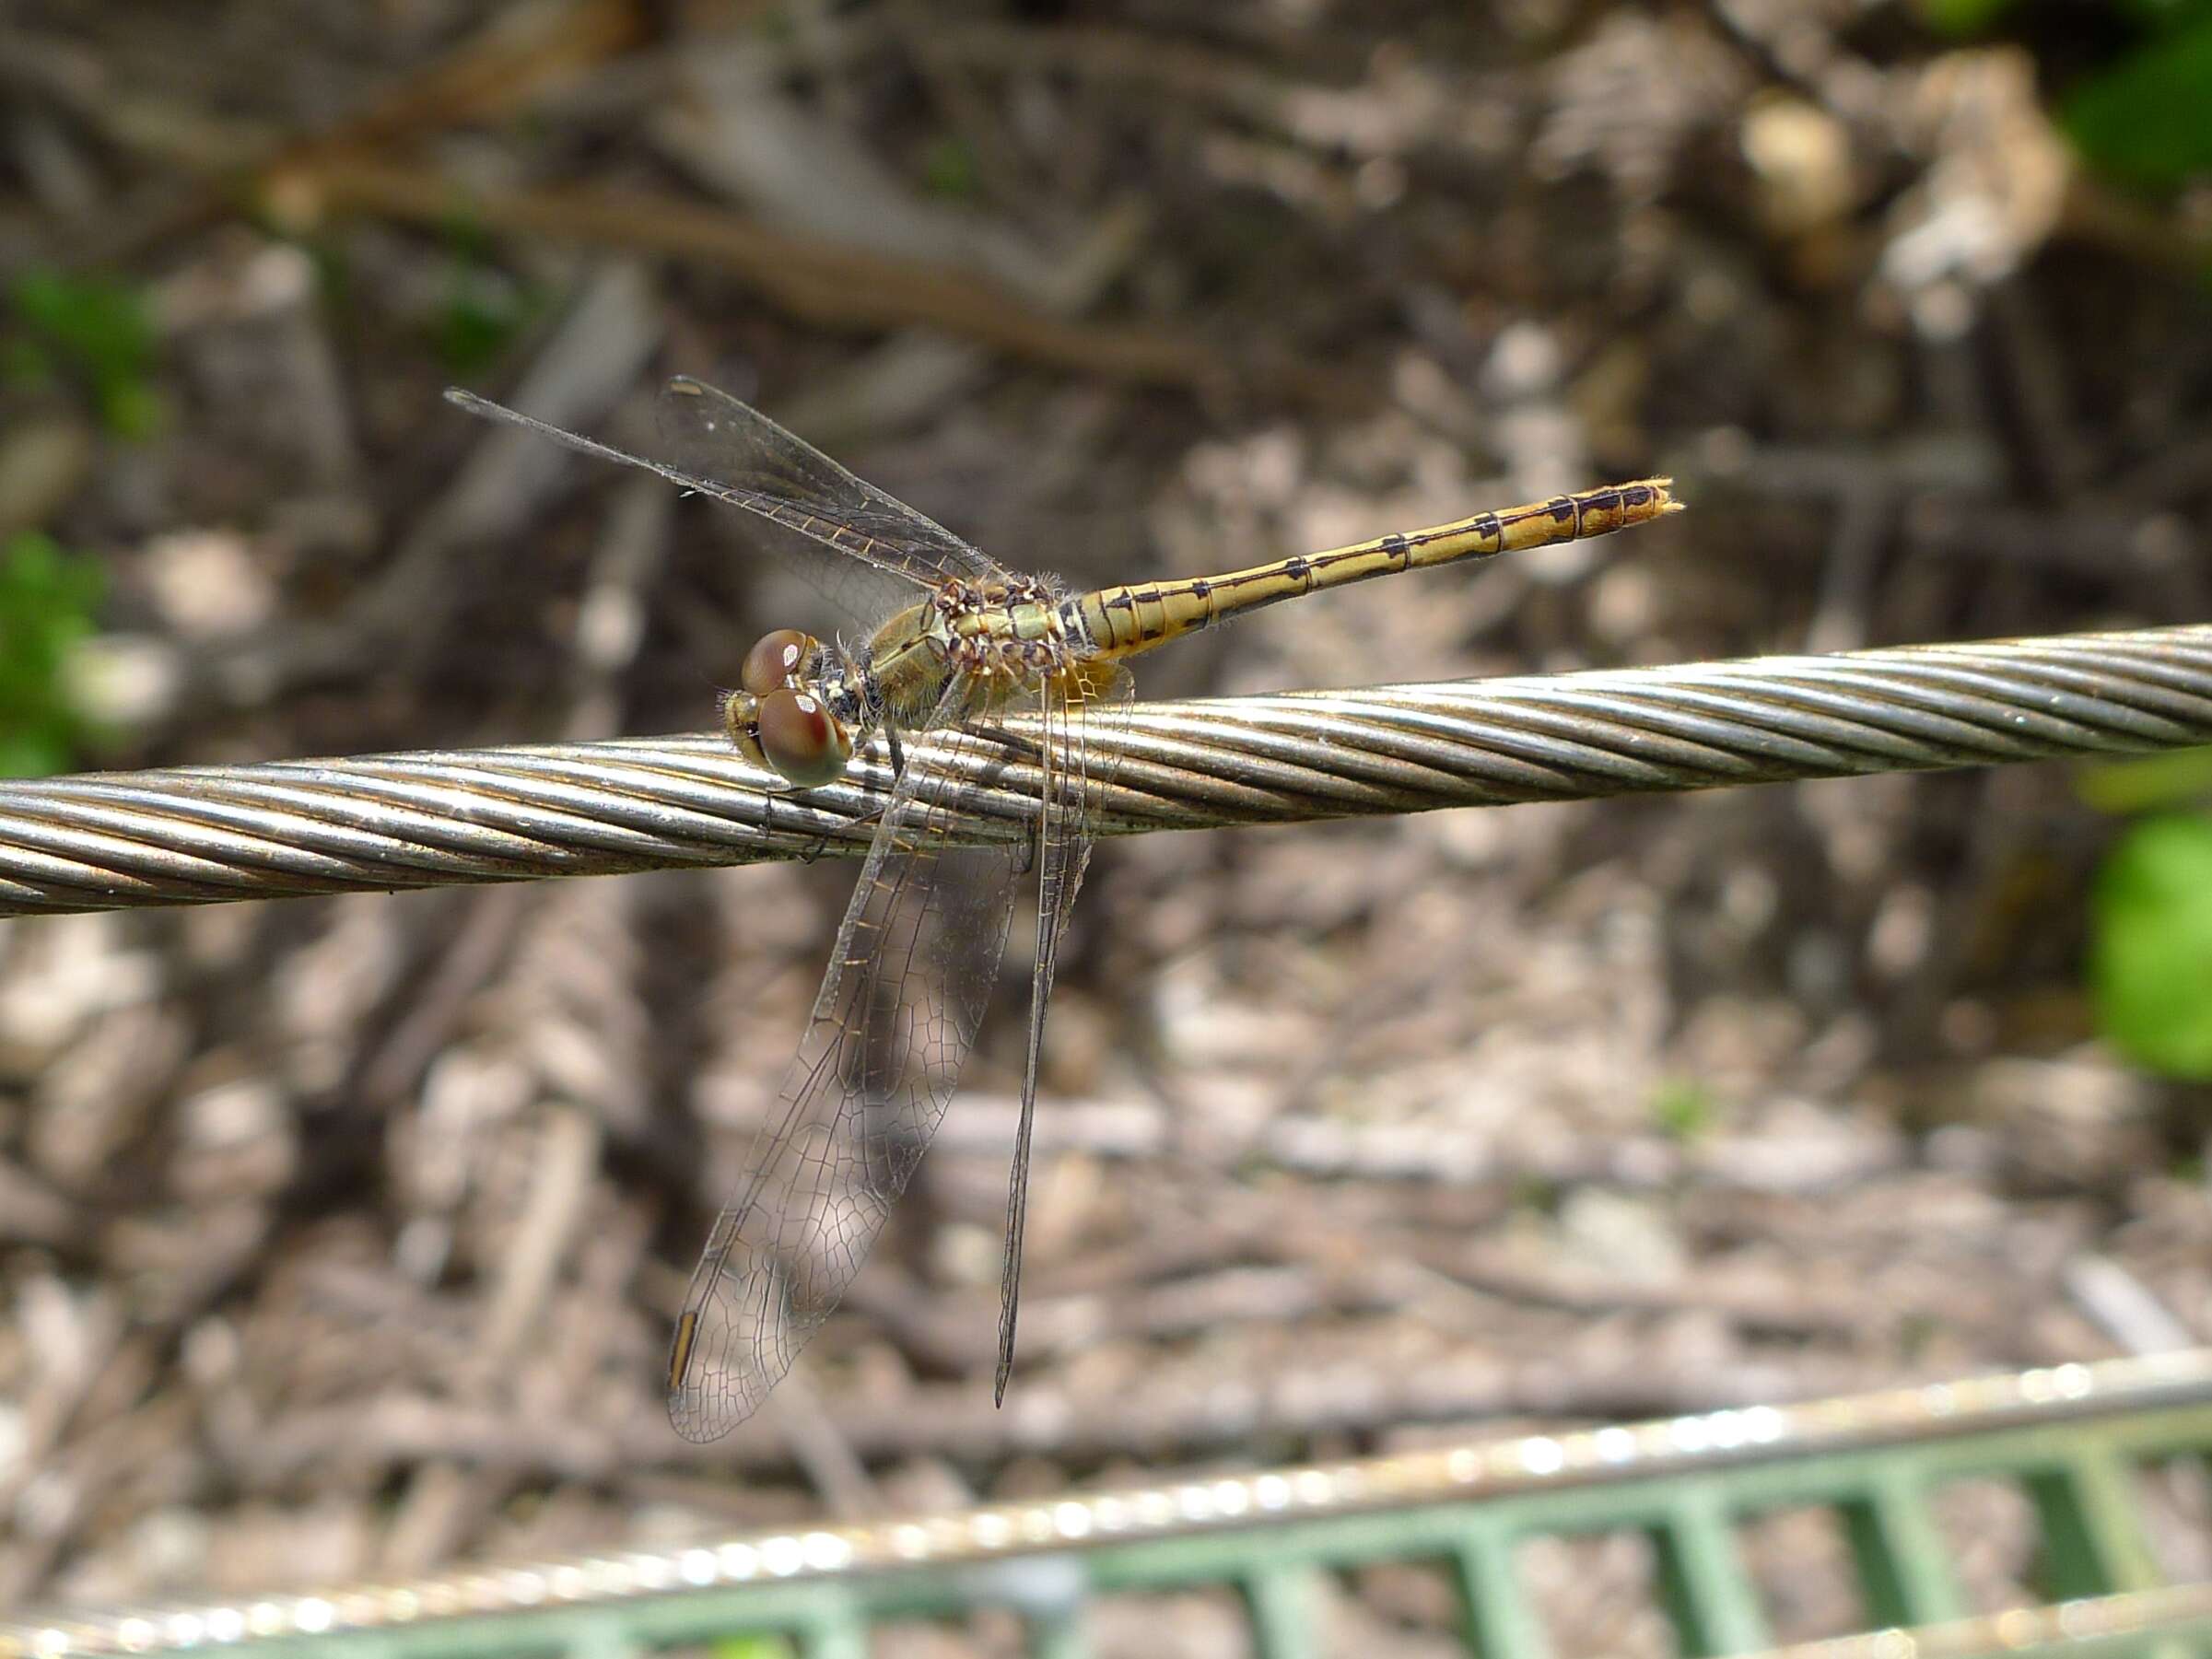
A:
[754, 688, 854, 788]
[741, 628, 820, 695]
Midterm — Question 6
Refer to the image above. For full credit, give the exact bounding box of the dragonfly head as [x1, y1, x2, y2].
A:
[725, 629, 856, 788]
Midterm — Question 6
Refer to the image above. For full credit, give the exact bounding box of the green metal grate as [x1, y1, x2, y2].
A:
[17, 1352, 2212, 1659]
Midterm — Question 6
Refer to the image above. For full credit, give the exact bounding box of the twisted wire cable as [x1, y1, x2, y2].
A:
[4, 624, 2208, 918]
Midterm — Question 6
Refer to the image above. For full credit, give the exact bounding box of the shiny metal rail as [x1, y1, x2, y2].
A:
[9, 1349, 2212, 1658]
[4, 624, 2209, 917]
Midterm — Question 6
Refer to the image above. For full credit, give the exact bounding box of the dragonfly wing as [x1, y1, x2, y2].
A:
[655, 377, 1012, 589]
[994, 663, 1136, 1406]
[444, 380, 1005, 600]
[669, 678, 1020, 1442]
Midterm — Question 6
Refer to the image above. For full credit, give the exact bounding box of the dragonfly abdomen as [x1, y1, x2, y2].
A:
[1074, 477, 1678, 659]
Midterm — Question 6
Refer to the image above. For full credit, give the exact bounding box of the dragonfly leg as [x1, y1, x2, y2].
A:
[965, 725, 1046, 872]
[968, 723, 1044, 763]
[799, 722, 904, 863]
[796, 797, 890, 865]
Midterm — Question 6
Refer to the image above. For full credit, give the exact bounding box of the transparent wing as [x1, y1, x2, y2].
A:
[667, 679, 1021, 1441]
[654, 377, 1012, 589]
[994, 662, 1135, 1405]
[443, 379, 1008, 600]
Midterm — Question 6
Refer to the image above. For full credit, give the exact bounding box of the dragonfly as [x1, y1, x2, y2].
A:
[448, 375, 1681, 1441]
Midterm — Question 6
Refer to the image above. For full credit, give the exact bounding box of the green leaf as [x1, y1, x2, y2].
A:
[429, 253, 542, 377]
[1916, 0, 2022, 36]
[710, 1636, 796, 1659]
[922, 134, 980, 200]
[2121, 0, 2212, 30]
[2089, 813, 2212, 1077]
[8, 269, 162, 438]
[1510, 1175, 1562, 1216]
[2077, 746, 2212, 813]
[0, 531, 104, 777]
[0, 335, 53, 388]
[0, 730, 68, 779]
[99, 379, 165, 442]
[1649, 1079, 1716, 1142]
[2062, 15, 2212, 191]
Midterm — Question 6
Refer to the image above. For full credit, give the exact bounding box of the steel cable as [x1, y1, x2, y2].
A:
[4, 624, 2208, 918]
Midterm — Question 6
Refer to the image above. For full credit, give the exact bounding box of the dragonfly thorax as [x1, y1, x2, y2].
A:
[928, 574, 1080, 692]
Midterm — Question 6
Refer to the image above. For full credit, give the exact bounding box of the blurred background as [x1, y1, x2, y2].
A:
[4, 0, 2212, 1650]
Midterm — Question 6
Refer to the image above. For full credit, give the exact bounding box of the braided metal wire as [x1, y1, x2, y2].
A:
[4, 624, 2208, 918]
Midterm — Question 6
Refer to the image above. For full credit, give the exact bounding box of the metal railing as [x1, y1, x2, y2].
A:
[10, 1350, 2212, 1658]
